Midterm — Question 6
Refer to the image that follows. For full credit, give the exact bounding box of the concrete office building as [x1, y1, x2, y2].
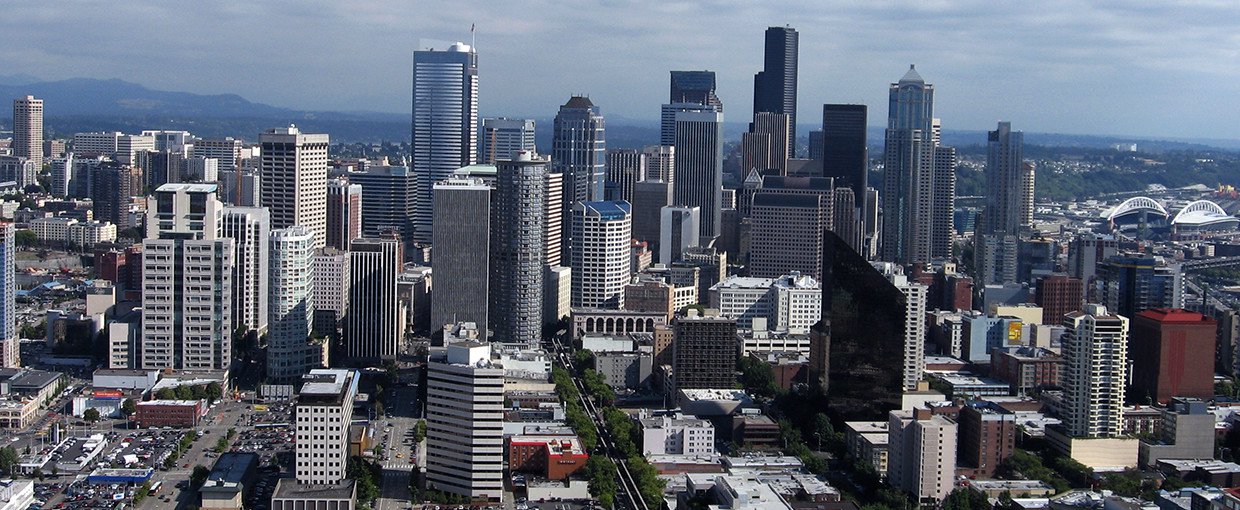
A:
[606, 149, 645, 203]
[671, 109, 724, 240]
[71, 131, 121, 158]
[479, 118, 534, 164]
[740, 112, 790, 176]
[115, 134, 155, 166]
[888, 408, 958, 505]
[325, 178, 361, 251]
[193, 138, 245, 176]
[294, 369, 358, 484]
[345, 238, 402, 361]
[12, 96, 43, 168]
[349, 165, 417, 249]
[659, 206, 699, 265]
[140, 184, 234, 370]
[748, 176, 834, 280]
[313, 249, 349, 336]
[90, 161, 141, 225]
[1062, 305, 1129, 438]
[1138, 398, 1216, 467]
[640, 414, 715, 455]
[644, 145, 675, 184]
[489, 153, 549, 346]
[432, 177, 491, 334]
[259, 126, 329, 249]
[710, 273, 820, 333]
[633, 180, 673, 247]
[222, 207, 270, 337]
[957, 402, 1017, 479]
[186, 156, 218, 182]
[411, 43, 478, 244]
[1035, 274, 1085, 325]
[571, 201, 632, 310]
[671, 312, 738, 393]
[0, 156, 38, 190]
[268, 226, 319, 382]
[425, 342, 504, 500]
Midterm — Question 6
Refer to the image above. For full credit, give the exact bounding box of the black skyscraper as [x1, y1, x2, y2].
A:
[669, 71, 723, 111]
[821, 104, 868, 207]
[753, 26, 799, 154]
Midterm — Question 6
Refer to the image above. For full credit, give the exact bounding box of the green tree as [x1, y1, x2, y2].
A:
[155, 387, 175, 400]
[585, 455, 618, 508]
[121, 398, 137, 417]
[83, 408, 101, 422]
[191, 465, 211, 488]
[942, 487, 990, 510]
[414, 419, 426, 443]
[346, 456, 381, 503]
[0, 446, 18, 475]
[174, 385, 194, 400]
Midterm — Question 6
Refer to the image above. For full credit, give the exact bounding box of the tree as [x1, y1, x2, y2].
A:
[0, 446, 17, 475]
[121, 398, 137, 417]
[347, 457, 380, 503]
[174, 385, 194, 400]
[156, 387, 176, 400]
[373, 401, 385, 417]
[942, 487, 990, 510]
[83, 408, 101, 423]
[414, 419, 426, 443]
[190, 384, 207, 401]
[14, 230, 37, 249]
[191, 465, 211, 488]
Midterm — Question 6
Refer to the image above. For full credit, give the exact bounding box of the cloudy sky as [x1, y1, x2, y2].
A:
[2, 1, 1238, 139]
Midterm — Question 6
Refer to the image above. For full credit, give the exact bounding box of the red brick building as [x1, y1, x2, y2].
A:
[1035, 274, 1084, 325]
[1130, 309, 1217, 404]
[508, 435, 588, 481]
[134, 399, 206, 428]
[990, 346, 1062, 396]
[956, 402, 1017, 479]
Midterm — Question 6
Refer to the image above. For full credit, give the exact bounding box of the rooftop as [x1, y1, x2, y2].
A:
[207, 452, 258, 485]
[272, 478, 356, 501]
[679, 388, 753, 402]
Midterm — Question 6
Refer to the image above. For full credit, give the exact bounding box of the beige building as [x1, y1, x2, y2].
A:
[259, 126, 329, 249]
[12, 96, 43, 167]
[888, 408, 957, 505]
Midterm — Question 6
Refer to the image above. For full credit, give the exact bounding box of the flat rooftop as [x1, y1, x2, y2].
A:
[272, 478, 356, 501]
[208, 452, 258, 485]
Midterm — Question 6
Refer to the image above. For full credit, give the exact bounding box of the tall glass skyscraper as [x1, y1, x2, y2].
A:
[552, 96, 607, 207]
[753, 26, 798, 154]
[411, 43, 478, 244]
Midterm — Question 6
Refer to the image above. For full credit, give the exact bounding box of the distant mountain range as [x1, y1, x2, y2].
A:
[2, 76, 1238, 151]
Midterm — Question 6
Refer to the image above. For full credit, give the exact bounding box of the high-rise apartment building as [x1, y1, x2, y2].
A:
[259, 125, 329, 249]
[268, 226, 319, 382]
[91, 161, 141, 225]
[671, 313, 738, 393]
[489, 153, 549, 346]
[425, 342, 504, 500]
[140, 184, 234, 370]
[605, 149, 645, 203]
[313, 248, 349, 336]
[12, 95, 43, 168]
[222, 207, 270, 337]
[0, 156, 39, 190]
[326, 178, 362, 251]
[1062, 304, 1128, 438]
[983, 122, 1031, 235]
[0, 223, 16, 367]
[349, 165, 417, 249]
[571, 201, 632, 310]
[672, 109, 724, 240]
[544, 170, 565, 268]
[748, 176, 834, 280]
[659, 206, 699, 265]
[1035, 274, 1084, 325]
[345, 237, 402, 361]
[479, 118, 535, 164]
[931, 145, 956, 260]
[411, 43, 478, 244]
[888, 408, 958, 504]
[49, 154, 73, 198]
[1130, 309, 1216, 404]
[957, 402, 1017, 479]
[432, 177, 491, 334]
[752, 26, 798, 154]
[294, 369, 358, 484]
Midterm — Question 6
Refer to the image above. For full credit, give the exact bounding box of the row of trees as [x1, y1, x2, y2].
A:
[154, 382, 224, 403]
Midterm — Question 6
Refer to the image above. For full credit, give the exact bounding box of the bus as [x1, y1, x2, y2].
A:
[148, 481, 162, 496]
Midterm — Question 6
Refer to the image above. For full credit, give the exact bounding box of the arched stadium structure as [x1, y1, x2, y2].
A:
[1104, 196, 1169, 231]
[1171, 199, 1239, 231]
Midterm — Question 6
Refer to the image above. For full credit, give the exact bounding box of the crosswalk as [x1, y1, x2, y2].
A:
[383, 463, 416, 471]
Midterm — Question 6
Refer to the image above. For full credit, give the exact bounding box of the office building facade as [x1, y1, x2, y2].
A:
[326, 178, 362, 251]
[294, 369, 358, 484]
[268, 226, 319, 382]
[1130, 309, 1216, 404]
[425, 342, 504, 500]
[672, 110, 724, 240]
[570, 201, 632, 310]
[431, 177, 491, 334]
[345, 238, 402, 361]
[753, 26, 798, 154]
[479, 118, 535, 164]
[222, 207, 270, 337]
[411, 43, 478, 244]
[259, 126, 329, 249]
[489, 153, 549, 345]
[350, 165, 417, 249]
[12, 95, 43, 168]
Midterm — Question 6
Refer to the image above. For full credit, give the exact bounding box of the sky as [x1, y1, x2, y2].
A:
[2, 1, 1239, 140]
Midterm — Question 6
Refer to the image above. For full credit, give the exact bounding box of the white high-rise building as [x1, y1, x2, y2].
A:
[888, 408, 958, 504]
[12, 95, 43, 168]
[659, 206, 699, 264]
[571, 201, 632, 310]
[294, 369, 358, 484]
[1062, 304, 1129, 438]
[346, 237, 402, 361]
[186, 156, 219, 182]
[0, 223, 17, 367]
[479, 118, 534, 164]
[425, 342, 504, 500]
[222, 207, 270, 337]
[260, 125, 329, 249]
[71, 131, 121, 158]
[50, 154, 74, 198]
[141, 184, 234, 370]
[874, 262, 929, 392]
[116, 134, 155, 166]
[313, 249, 349, 335]
[268, 226, 319, 382]
[411, 43, 478, 244]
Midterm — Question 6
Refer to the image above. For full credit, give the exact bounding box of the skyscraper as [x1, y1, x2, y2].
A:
[1035, 274, 1085, 325]
[983, 122, 1030, 235]
[671, 313, 738, 393]
[326, 178, 362, 251]
[748, 176, 834, 280]
[313, 249, 349, 336]
[0, 223, 16, 367]
[644, 145, 676, 184]
[1062, 304, 1128, 438]
[411, 43, 478, 244]
[887, 408, 958, 504]
[293, 369, 358, 484]
[12, 95, 43, 168]
[753, 26, 798, 154]
[672, 109, 724, 240]
[432, 177, 491, 334]
[425, 341, 504, 500]
[605, 149, 645, 203]
[90, 161, 141, 225]
[222, 207, 270, 337]
[346, 237, 402, 361]
[259, 125, 329, 249]
[659, 206, 699, 265]
[821, 104, 867, 205]
[489, 152, 549, 346]
[141, 184, 235, 370]
[881, 66, 952, 264]
[349, 165, 417, 249]
[632, 180, 673, 247]
[268, 226, 319, 382]
[669, 71, 723, 112]
[571, 201, 632, 310]
[552, 96, 607, 260]
[479, 118, 535, 164]
[740, 112, 790, 176]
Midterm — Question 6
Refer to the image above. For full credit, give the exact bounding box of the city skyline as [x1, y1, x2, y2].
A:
[0, 2, 1237, 140]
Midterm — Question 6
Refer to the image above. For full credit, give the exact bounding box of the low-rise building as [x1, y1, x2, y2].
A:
[134, 399, 207, 428]
[991, 346, 1063, 396]
[507, 435, 589, 481]
[270, 479, 355, 510]
[1139, 398, 1218, 468]
[0, 398, 38, 428]
[594, 351, 652, 390]
[641, 413, 715, 455]
[844, 421, 889, 475]
[200, 452, 259, 510]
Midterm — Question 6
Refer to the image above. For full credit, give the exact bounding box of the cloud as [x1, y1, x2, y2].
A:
[0, 0, 1237, 139]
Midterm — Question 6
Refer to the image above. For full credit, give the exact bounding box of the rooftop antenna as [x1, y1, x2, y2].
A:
[470, 22, 476, 49]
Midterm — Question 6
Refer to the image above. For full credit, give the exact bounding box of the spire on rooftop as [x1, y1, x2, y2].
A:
[899, 64, 924, 84]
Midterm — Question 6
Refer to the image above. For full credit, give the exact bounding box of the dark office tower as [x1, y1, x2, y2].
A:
[931, 145, 956, 260]
[605, 149, 645, 203]
[91, 162, 141, 225]
[881, 66, 938, 264]
[749, 176, 834, 280]
[1130, 309, 1217, 404]
[350, 165, 418, 251]
[741, 112, 790, 175]
[822, 104, 868, 245]
[346, 237, 402, 361]
[1035, 274, 1085, 325]
[983, 122, 1028, 235]
[479, 118, 535, 164]
[631, 180, 672, 245]
[831, 188, 858, 252]
[140, 150, 185, 188]
[326, 178, 362, 251]
[672, 110, 724, 240]
[489, 152, 549, 347]
[753, 26, 798, 154]
[552, 96, 607, 204]
[808, 230, 907, 421]
[411, 43, 478, 244]
[671, 313, 738, 393]
[1098, 256, 1183, 319]
[670, 71, 723, 111]
[432, 177, 491, 334]
[808, 130, 825, 161]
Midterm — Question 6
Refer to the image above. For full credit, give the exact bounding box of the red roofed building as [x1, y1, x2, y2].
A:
[507, 435, 588, 481]
[1130, 308, 1216, 404]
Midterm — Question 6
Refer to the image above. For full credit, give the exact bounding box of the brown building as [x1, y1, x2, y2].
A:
[95, 245, 143, 300]
[732, 414, 781, 448]
[1130, 308, 1217, 404]
[624, 279, 675, 320]
[671, 313, 738, 393]
[1035, 274, 1084, 325]
[90, 162, 141, 226]
[507, 435, 588, 481]
[134, 399, 206, 428]
[990, 346, 1063, 396]
[956, 402, 1017, 479]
